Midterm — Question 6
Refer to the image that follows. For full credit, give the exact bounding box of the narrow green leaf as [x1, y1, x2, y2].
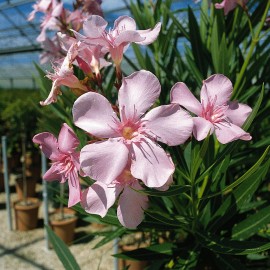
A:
[221, 146, 270, 194]
[208, 160, 270, 231]
[133, 185, 191, 197]
[191, 134, 210, 182]
[94, 227, 126, 249]
[242, 84, 264, 131]
[165, 7, 190, 40]
[113, 243, 174, 261]
[132, 44, 146, 69]
[214, 254, 248, 269]
[45, 226, 80, 270]
[232, 205, 270, 240]
[197, 231, 270, 255]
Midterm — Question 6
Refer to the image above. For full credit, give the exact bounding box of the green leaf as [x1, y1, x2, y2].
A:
[132, 44, 146, 69]
[208, 159, 270, 230]
[221, 145, 270, 194]
[197, 231, 270, 255]
[242, 84, 264, 131]
[165, 7, 190, 40]
[45, 226, 80, 270]
[214, 254, 248, 269]
[133, 185, 191, 197]
[191, 134, 210, 182]
[94, 227, 126, 249]
[114, 243, 174, 261]
[232, 205, 270, 240]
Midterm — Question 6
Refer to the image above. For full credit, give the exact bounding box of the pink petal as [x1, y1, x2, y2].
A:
[226, 101, 252, 127]
[193, 117, 214, 141]
[51, 2, 63, 17]
[115, 31, 145, 47]
[200, 74, 233, 106]
[135, 22, 162, 45]
[131, 138, 175, 188]
[215, 1, 238, 15]
[170, 82, 202, 115]
[215, 123, 252, 144]
[39, 80, 61, 106]
[43, 164, 63, 182]
[81, 182, 122, 217]
[59, 75, 87, 91]
[67, 170, 81, 207]
[83, 15, 108, 38]
[33, 132, 60, 160]
[80, 139, 129, 184]
[155, 174, 173, 191]
[73, 92, 120, 138]
[118, 70, 161, 122]
[58, 123, 79, 153]
[117, 182, 148, 229]
[143, 104, 193, 146]
[113, 16, 137, 31]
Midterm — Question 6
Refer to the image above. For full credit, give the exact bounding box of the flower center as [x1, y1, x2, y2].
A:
[201, 97, 228, 124]
[122, 126, 135, 140]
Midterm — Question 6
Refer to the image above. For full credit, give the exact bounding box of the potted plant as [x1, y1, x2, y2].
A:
[50, 184, 78, 245]
[14, 132, 40, 231]
[118, 232, 150, 270]
[15, 150, 38, 200]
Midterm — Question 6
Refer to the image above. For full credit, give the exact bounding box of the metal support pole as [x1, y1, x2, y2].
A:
[113, 232, 119, 270]
[2, 136, 12, 231]
[41, 153, 49, 250]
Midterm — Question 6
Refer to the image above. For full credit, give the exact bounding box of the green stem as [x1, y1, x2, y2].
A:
[60, 184, 65, 220]
[198, 175, 209, 200]
[232, 0, 270, 99]
[171, 196, 186, 214]
[191, 177, 198, 232]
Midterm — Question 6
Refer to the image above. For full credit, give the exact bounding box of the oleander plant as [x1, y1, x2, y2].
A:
[30, 0, 270, 269]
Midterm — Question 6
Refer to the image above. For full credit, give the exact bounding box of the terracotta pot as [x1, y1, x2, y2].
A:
[50, 208, 78, 245]
[14, 197, 40, 231]
[118, 244, 149, 270]
[15, 176, 37, 200]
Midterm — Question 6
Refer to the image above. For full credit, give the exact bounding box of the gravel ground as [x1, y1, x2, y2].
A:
[0, 174, 115, 270]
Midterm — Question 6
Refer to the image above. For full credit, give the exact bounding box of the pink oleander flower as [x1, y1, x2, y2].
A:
[215, 0, 247, 15]
[73, 15, 161, 72]
[41, 41, 88, 106]
[36, 1, 64, 42]
[57, 33, 111, 77]
[28, 0, 53, 21]
[66, 10, 87, 32]
[81, 0, 103, 17]
[73, 70, 193, 188]
[81, 156, 173, 229]
[33, 123, 81, 207]
[39, 36, 63, 64]
[170, 74, 252, 144]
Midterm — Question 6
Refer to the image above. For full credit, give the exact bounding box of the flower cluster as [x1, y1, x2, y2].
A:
[32, 0, 252, 229]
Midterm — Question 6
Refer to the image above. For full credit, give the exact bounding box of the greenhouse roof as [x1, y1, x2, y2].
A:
[0, 0, 193, 89]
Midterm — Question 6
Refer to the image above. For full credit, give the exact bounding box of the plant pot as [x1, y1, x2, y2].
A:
[14, 197, 40, 231]
[118, 244, 149, 270]
[118, 233, 150, 270]
[50, 207, 78, 245]
[15, 176, 37, 200]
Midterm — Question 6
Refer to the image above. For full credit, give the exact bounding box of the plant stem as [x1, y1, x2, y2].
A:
[60, 184, 65, 220]
[22, 132, 27, 204]
[232, 0, 270, 99]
